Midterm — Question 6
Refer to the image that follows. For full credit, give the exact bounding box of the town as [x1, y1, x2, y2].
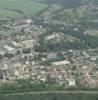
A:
[1, 0, 98, 100]
[0, 14, 98, 90]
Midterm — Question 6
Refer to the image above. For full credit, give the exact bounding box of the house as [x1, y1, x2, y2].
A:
[47, 52, 57, 59]
[52, 60, 70, 66]
[82, 52, 90, 58]
[25, 19, 33, 24]
[0, 32, 5, 40]
[0, 47, 7, 55]
[90, 56, 97, 61]
[4, 45, 15, 53]
[21, 39, 36, 48]
[0, 70, 4, 79]
[40, 77, 47, 82]
[45, 33, 59, 41]
[68, 77, 76, 86]
[4, 45, 14, 51]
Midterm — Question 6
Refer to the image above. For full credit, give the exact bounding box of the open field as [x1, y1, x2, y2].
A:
[85, 30, 98, 37]
[0, 0, 48, 20]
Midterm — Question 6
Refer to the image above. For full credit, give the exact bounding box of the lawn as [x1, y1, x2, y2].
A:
[0, 0, 48, 20]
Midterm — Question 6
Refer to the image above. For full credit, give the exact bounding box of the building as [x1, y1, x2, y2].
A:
[68, 77, 76, 86]
[47, 52, 57, 59]
[52, 60, 70, 66]
[4, 45, 15, 53]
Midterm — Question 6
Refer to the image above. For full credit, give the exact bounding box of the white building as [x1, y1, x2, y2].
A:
[68, 77, 76, 86]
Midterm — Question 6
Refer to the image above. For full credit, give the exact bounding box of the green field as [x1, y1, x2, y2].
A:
[0, 93, 98, 100]
[0, 0, 48, 20]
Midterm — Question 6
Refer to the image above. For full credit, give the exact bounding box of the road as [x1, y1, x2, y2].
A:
[4, 91, 98, 96]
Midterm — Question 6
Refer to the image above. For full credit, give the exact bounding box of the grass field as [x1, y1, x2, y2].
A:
[0, 0, 48, 20]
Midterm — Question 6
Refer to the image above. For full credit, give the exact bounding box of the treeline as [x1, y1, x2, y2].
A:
[34, 26, 98, 52]
[0, 79, 65, 94]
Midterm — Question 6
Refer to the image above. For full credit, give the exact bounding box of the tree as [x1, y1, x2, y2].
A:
[53, 96, 57, 100]
[0, 55, 3, 60]
[4, 53, 14, 58]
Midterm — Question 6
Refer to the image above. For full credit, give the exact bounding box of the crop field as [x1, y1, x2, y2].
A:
[0, 0, 48, 20]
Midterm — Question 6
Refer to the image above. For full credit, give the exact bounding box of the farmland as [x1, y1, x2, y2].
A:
[0, 0, 48, 20]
